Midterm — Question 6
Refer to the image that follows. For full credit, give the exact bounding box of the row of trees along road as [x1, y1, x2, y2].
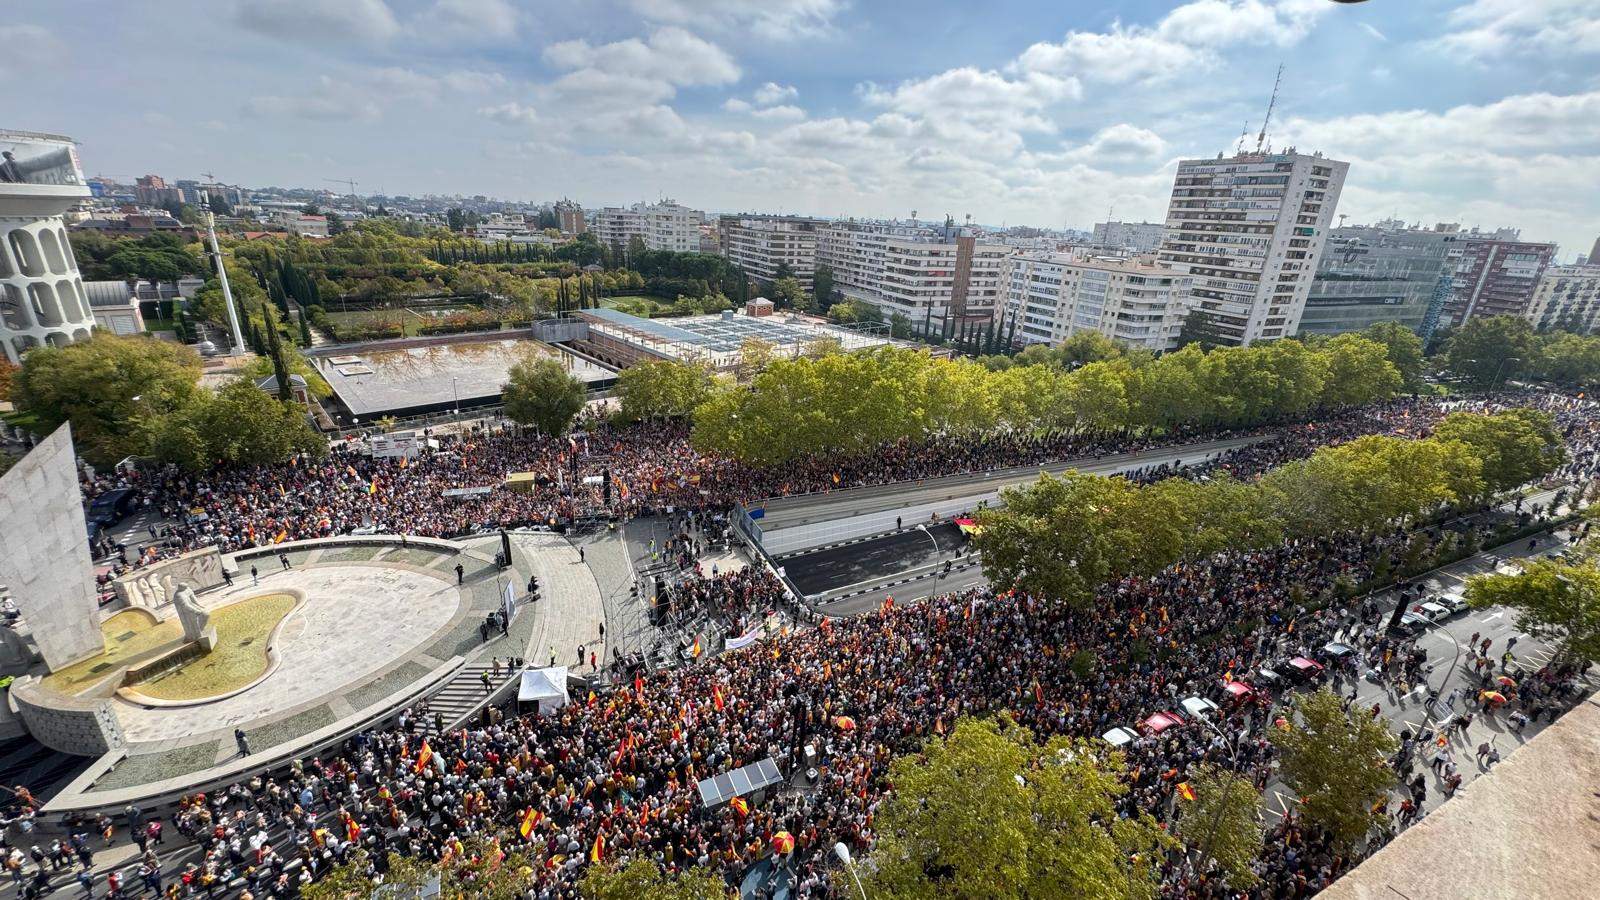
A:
[607, 325, 1422, 468]
[1437, 313, 1600, 389]
[974, 410, 1564, 607]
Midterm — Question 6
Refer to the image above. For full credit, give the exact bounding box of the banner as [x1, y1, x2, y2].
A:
[503, 580, 518, 626]
[723, 625, 765, 652]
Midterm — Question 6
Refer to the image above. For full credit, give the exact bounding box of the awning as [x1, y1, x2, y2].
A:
[517, 666, 569, 714]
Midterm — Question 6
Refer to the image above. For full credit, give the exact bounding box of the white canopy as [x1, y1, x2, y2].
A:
[517, 666, 569, 714]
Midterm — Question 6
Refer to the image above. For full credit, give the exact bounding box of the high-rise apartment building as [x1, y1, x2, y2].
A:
[1003, 253, 1187, 352]
[1155, 149, 1349, 346]
[817, 221, 1008, 332]
[1590, 235, 1600, 265]
[720, 216, 820, 292]
[1441, 233, 1556, 326]
[1, 130, 96, 363]
[554, 199, 585, 236]
[1527, 265, 1600, 334]
[590, 199, 703, 254]
[1092, 221, 1165, 253]
[1298, 224, 1457, 339]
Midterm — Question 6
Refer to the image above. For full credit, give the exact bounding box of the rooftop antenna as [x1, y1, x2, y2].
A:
[1338, 213, 1349, 228]
[196, 175, 246, 357]
[1255, 63, 1284, 153]
[1234, 120, 1251, 155]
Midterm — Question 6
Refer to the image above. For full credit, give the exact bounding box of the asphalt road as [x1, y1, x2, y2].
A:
[753, 434, 1270, 555]
[783, 522, 965, 597]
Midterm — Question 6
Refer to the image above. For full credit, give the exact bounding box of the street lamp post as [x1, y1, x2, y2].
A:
[1191, 713, 1245, 881]
[833, 842, 868, 900]
[1492, 356, 1522, 388]
[452, 377, 460, 418]
[916, 523, 941, 599]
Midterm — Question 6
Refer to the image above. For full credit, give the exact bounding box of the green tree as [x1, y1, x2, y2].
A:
[1056, 331, 1123, 367]
[503, 354, 586, 437]
[580, 859, 729, 900]
[864, 717, 1170, 900]
[1361, 321, 1427, 391]
[1268, 689, 1397, 849]
[12, 334, 202, 465]
[1318, 334, 1402, 407]
[770, 275, 805, 310]
[1464, 556, 1600, 666]
[1175, 763, 1263, 889]
[812, 264, 835, 307]
[1534, 332, 1600, 388]
[1441, 315, 1538, 387]
[1432, 408, 1564, 495]
[147, 378, 325, 471]
[615, 359, 715, 421]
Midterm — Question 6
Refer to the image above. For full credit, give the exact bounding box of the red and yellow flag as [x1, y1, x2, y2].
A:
[589, 833, 605, 863]
[519, 808, 542, 839]
[729, 796, 749, 816]
[712, 685, 725, 712]
[345, 818, 361, 842]
[1177, 783, 1196, 802]
[691, 637, 703, 658]
[414, 740, 433, 773]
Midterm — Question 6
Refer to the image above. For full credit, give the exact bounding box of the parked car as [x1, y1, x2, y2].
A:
[1285, 656, 1326, 684]
[1255, 665, 1287, 689]
[1395, 611, 1432, 636]
[1101, 727, 1139, 748]
[1320, 642, 1357, 664]
[1139, 711, 1187, 735]
[1180, 696, 1220, 719]
[1221, 680, 1257, 703]
[85, 487, 136, 529]
[1435, 592, 1470, 615]
[1410, 601, 1454, 624]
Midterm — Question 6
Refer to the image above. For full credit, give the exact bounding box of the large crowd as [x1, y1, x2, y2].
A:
[32, 391, 1600, 900]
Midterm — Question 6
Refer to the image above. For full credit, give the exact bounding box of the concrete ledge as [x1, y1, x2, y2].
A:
[229, 534, 464, 565]
[41, 653, 465, 817]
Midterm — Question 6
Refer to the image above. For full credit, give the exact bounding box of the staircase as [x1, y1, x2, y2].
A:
[418, 662, 518, 735]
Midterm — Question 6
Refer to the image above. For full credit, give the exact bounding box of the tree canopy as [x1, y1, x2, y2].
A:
[1440, 315, 1538, 387]
[12, 334, 202, 465]
[147, 378, 326, 472]
[1464, 551, 1600, 666]
[503, 354, 586, 437]
[615, 359, 716, 421]
[1268, 689, 1398, 849]
[863, 716, 1170, 900]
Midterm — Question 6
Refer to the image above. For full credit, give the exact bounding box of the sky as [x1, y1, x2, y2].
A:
[4, 0, 1598, 258]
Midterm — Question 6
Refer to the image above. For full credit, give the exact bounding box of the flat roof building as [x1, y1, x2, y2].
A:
[1527, 264, 1600, 334]
[1299, 224, 1457, 339]
[1003, 253, 1187, 352]
[574, 307, 908, 371]
[720, 216, 821, 293]
[817, 220, 1008, 335]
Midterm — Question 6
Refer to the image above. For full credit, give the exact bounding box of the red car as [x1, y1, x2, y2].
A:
[1222, 680, 1256, 702]
[1139, 711, 1188, 735]
[1286, 656, 1326, 684]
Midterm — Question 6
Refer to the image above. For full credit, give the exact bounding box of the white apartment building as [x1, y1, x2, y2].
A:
[271, 210, 329, 237]
[1092, 221, 1165, 253]
[817, 221, 1008, 331]
[720, 217, 819, 292]
[590, 200, 704, 254]
[1155, 149, 1348, 346]
[1003, 253, 1187, 352]
[1527, 265, 1600, 334]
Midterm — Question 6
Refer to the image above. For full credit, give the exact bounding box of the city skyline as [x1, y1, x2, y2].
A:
[4, 0, 1599, 258]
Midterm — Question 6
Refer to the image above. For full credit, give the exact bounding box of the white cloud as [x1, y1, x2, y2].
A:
[443, 70, 508, 93]
[753, 82, 799, 105]
[235, 0, 399, 45]
[751, 104, 806, 122]
[861, 67, 1080, 132]
[629, 0, 846, 41]
[413, 0, 520, 43]
[1016, 0, 1328, 84]
[1435, 0, 1600, 59]
[480, 102, 538, 126]
[1359, 23, 1387, 42]
[723, 98, 753, 113]
[543, 27, 740, 87]
[1059, 124, 1168, 165]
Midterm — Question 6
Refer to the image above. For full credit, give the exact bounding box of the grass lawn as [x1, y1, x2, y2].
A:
[128, 593, 298, 701]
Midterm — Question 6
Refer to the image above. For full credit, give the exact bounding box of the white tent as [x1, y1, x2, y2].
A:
[517, 666, 569, 715]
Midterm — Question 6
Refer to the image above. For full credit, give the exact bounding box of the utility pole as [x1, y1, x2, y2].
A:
[199, 182, 246, 356]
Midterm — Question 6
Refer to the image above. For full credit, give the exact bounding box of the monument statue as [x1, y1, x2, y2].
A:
[171, 582, 212, 644]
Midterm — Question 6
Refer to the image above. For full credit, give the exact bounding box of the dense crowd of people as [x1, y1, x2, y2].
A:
[33, 390, 1599, 900]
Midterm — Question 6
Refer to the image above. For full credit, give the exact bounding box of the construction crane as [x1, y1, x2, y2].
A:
[323, 177, 358, 198]
[1255, 64, 1284, 154]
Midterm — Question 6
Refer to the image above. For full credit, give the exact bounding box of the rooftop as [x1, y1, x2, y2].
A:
[580, 308, 901, 368]
[1320, 693, 1600, 900]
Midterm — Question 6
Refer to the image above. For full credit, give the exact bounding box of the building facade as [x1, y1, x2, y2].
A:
[1298, 224, 1457, 338]
[816, 221, 1008, 331]
[1441, 234, 1556, 326]
[1155, 149, 1349, 346]
[1002, 253, 1187, 352]
[555, 199, 585, 236]
[1091, 221, 1165, 253]
[1527, 265, 1600, 334]
[720, 216, 820, 293]
[590, 200, 704, 254]
[1, 130, 95, 363]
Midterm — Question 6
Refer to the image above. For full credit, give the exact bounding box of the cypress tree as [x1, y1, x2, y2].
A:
[299, 312, 313, 346]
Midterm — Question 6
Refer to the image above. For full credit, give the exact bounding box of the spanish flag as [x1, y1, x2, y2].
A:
[712, 686, 725, 711]
[311, 828, 330, 847]
[1177, 783, 1196, 802]
[832, 472, 841, 485]
[398, 455, 408, 469]
[414, 740, 433, 773]
[519, 808, 542, 839]
[691, 636, 703, 658]
[589, 833, 605, 863]
[368, 479, 379, 495]
[586, 690, 597, 708]
[274, 530, 288, 544]
[635, 674, 645, 698]
[729, 796, 749, 816]
[345, 818, 361, 842]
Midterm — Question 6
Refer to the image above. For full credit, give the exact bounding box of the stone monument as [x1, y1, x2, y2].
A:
[170, 582, 217, 652]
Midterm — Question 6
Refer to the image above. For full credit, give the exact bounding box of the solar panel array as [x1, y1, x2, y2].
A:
[585, 308, 889, 355]
[696, 756, 783, 808]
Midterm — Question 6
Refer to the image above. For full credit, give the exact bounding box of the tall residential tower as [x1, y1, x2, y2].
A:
[1, 130, 95, 363]
[1155, 149, 1348, 346]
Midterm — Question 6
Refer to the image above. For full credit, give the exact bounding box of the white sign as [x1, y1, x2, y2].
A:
[371, 430, 422, 459]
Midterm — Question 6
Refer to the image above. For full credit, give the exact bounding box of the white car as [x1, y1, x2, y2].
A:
[1102, 727, 1139, 747]
[1409, 601, 1453, 625]
[1434, 593, 1470, 615]
[1180, 696, 1220, 719]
